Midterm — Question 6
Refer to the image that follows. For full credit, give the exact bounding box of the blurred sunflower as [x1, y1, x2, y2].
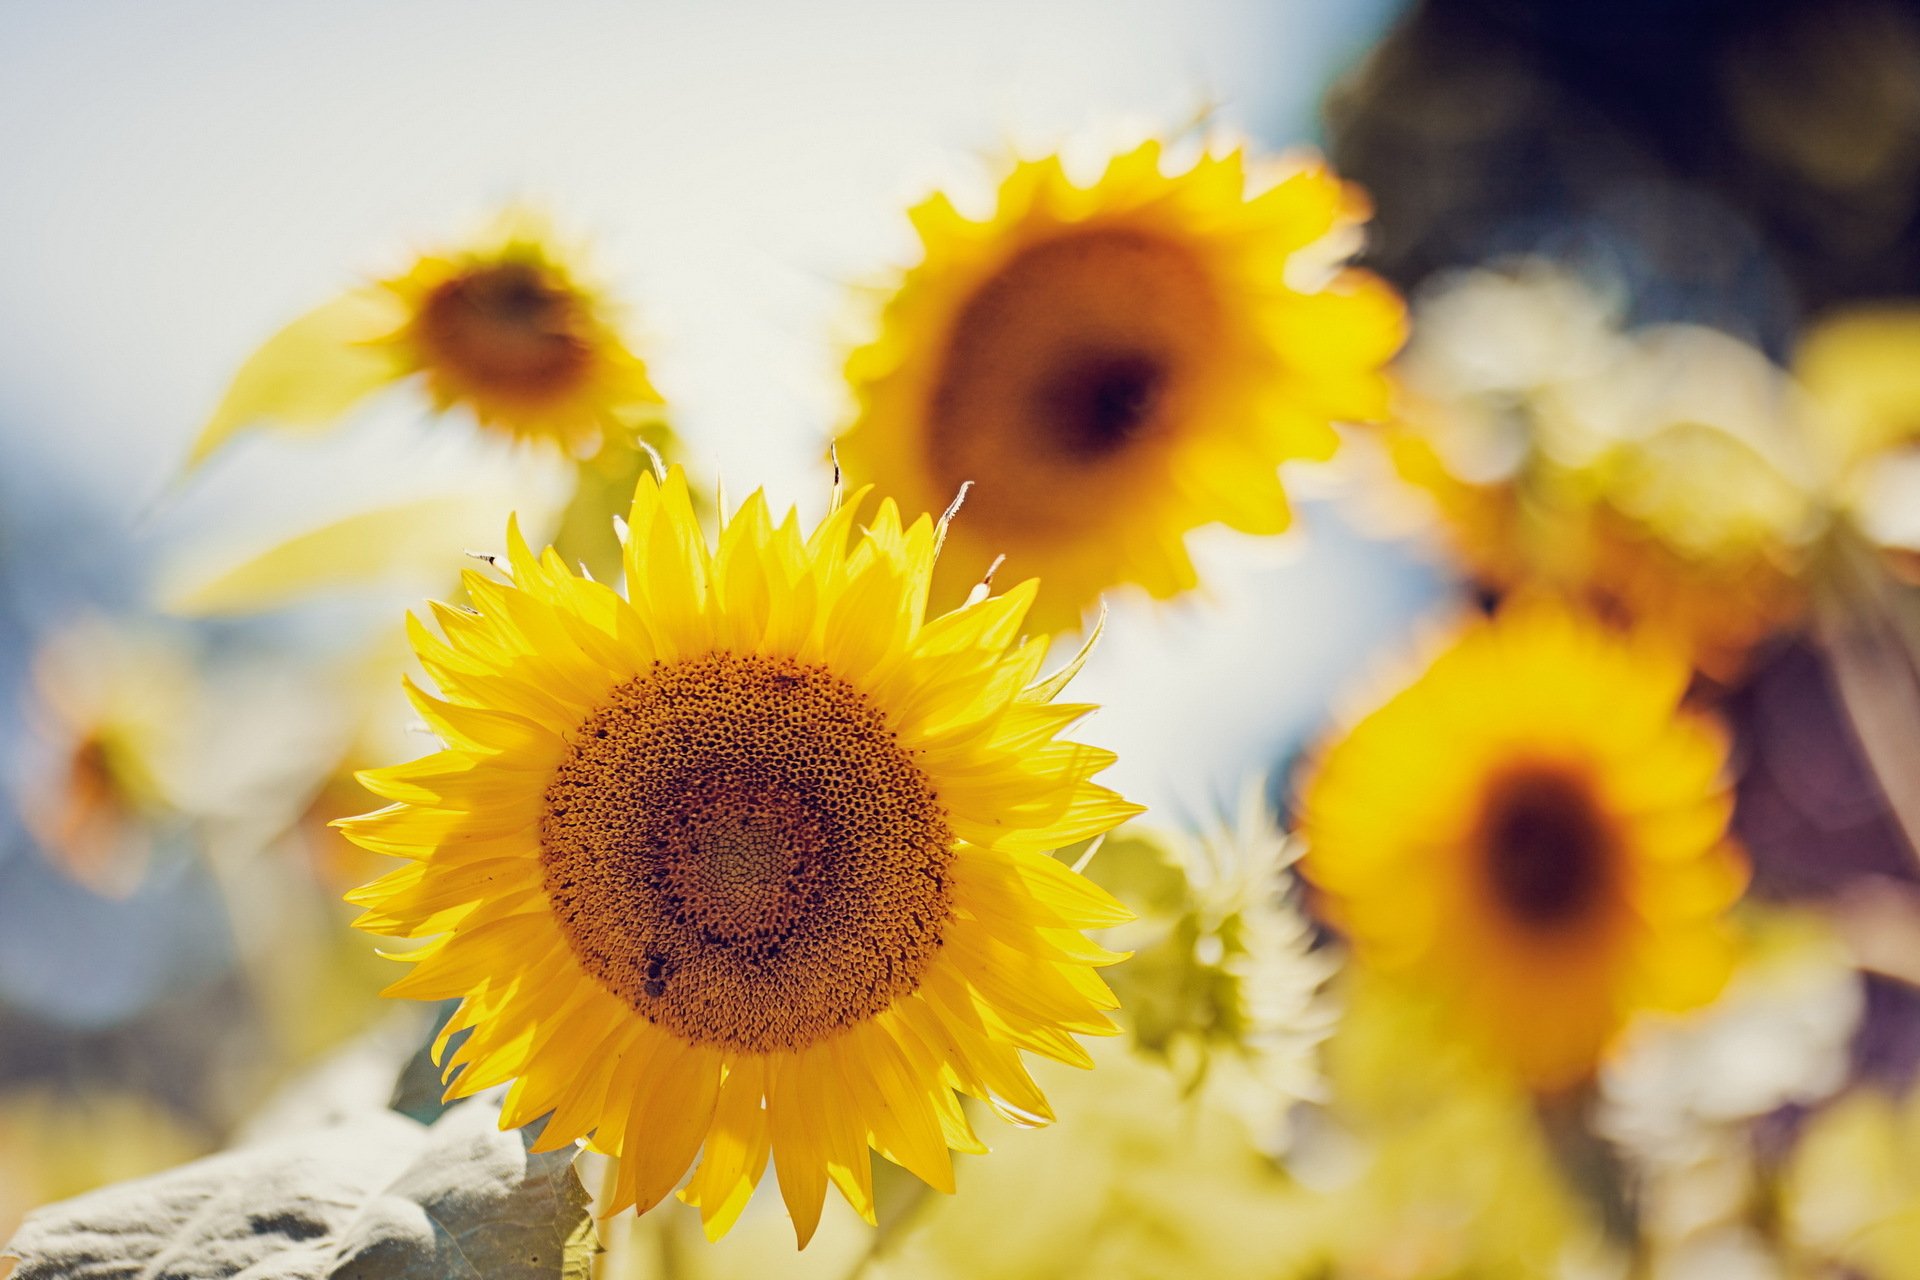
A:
[1297, 605, 1748, 1091]
[837, 139, 1404, 633]
[1797, 305, 1920, 469]
[188, 209, 662, 467]
[1380, 264, 1819, 680]
[339, 467, 1141, 1246]
[17, 621, 196, 897]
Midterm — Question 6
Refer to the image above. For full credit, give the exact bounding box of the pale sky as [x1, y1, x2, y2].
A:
[0, 0, 1441, 872]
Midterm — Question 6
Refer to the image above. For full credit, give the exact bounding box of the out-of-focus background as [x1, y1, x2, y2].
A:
[8, 0, 1920, 1274]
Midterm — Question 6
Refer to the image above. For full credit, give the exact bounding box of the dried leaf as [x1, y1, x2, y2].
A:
[2, 1099, 596, 1280]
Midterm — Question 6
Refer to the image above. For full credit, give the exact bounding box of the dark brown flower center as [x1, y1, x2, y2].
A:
[538, 653, 954, 1053]
[416, 261, 592, 401]
[1038, 348, 1168, 456]
[1477, 763, 1615, 929]
[924, 227, 1220, 534]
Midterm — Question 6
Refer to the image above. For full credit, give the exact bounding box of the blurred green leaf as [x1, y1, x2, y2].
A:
[1, 1099, 596, 1279]
[549, 430, 681, 585]
[1073, 832, 1188, 921]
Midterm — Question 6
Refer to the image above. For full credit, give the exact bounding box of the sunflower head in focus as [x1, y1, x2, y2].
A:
[338, 466, 1141, 1246]
[837, 139, 1404, 633]
[189, 210, 662, 467]
[1297, 605, 1747, 1091]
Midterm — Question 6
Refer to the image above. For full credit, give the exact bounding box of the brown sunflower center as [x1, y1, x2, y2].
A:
[417, 261, 592, 401]
[1040, 349, 1169, 455]
[1477, 763, 1615, 929]
[925, 227, 1221, 532]
[538, 653, 954, 1053]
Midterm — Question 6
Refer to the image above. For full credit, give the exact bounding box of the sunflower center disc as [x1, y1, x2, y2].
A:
[926, 227, 1220, 533]
[418, 261, 591, 399]
[1478, 763, 1614, 929]
[1040, 349, 1168, 455]
[538, 653, 955, 1053]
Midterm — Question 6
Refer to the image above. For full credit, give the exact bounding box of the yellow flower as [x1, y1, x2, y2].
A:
[1296, 605, 1747, 1091]
[837, 139, 1404, 633]
[19, 621, 195, 897]
[338, 467, 1141, 1247]
[859, 1045, 1300, 1280]
[1795, 305, 1920, 567]
[613, 1043, 1301, 1280]
[1387, 310, 1818, 680]
[189, 210, 662, 467]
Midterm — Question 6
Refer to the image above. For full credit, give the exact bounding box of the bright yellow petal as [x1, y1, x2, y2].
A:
[342, 463, 1138, 1248]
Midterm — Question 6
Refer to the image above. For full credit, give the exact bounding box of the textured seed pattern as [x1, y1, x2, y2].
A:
[417, 261, 591, 400]
[539, 653, 955, 1053]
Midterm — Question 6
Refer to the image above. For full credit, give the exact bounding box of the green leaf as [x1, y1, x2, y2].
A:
[2, 1099, 597, 1280]
[1073, 831, 1190, 921]
[549, 428, 683, 586]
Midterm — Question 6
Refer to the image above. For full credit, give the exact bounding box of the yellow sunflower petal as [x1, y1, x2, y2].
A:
[837, 139, 1404, 631]
[343, 464, 1139, 1245]
[378, 209, 662, 456]
[1297, 603, 1744, 1092]
[187, 287, 407, 468]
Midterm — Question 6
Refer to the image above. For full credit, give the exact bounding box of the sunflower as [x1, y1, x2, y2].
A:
[188, 210, 661, 467]
[1296, 605, 1747, 1091]
[338, 466, 1141, 1246]
[19, 621, 195, 897]
[1386, 313, 1819, 681]
[836, 139, 1404, 633]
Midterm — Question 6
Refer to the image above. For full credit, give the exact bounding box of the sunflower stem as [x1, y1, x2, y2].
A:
[842, 1174, 937, 1280]
[656, 1212, 688, 1280]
